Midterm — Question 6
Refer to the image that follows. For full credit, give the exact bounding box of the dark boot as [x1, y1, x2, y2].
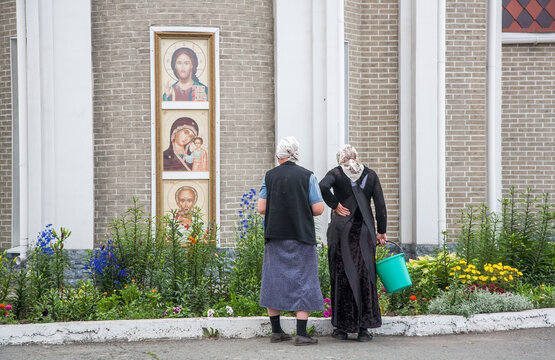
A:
[357, 328, 373, 342]
[294, 335, 318, 346]
[331, 328, 348, 340]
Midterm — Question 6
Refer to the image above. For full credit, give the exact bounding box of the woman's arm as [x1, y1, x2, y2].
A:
[311, 202, 324, 216]
[318, 169, 339, 209]
[258, 198, 266, 214]
[372, 171, 387, 235]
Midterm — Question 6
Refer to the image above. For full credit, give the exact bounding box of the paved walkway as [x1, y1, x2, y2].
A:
[1, 327, 553, 360]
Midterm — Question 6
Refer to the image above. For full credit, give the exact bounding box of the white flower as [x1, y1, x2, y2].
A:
[226, 306, 233, 315]
[207, 309, 215, 318]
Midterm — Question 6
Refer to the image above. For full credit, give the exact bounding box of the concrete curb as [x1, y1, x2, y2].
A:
[0, 308, 553, 345]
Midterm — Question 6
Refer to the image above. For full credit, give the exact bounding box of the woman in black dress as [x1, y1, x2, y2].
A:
[319, 144, 387, 342]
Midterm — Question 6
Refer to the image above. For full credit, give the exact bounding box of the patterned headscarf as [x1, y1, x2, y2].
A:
[337, 144, 364, 182]
[276, 136, 300, 163]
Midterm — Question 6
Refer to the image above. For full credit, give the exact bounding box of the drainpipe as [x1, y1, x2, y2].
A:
[16, 0, 28, 264]
[437, 0, 446, 241]
[487, 0, 502, 213]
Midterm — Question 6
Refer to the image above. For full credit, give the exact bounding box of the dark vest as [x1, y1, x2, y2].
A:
[264, 161, 316, 245]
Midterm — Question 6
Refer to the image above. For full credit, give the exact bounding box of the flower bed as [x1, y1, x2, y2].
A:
[0, 188, 553, 324]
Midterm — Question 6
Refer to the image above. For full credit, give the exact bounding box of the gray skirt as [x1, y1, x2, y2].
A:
[259, 239, 325, 312]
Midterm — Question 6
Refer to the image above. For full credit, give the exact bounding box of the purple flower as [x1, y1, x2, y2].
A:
[323, 298, 331, 305]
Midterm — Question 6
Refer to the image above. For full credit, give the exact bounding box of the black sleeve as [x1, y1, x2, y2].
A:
[319, 169, 339, 210]
[372, 171, 387, 234]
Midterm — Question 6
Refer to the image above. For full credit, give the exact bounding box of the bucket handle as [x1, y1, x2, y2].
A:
[384, 240, 406, 257]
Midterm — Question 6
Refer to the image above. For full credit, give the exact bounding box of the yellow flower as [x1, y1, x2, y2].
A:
[449, 272, 455, 276]
[504, 277, 509, 282]
[491, 276, 497, 281]
[472, 276, 478, 280]
[464, 268, 471, 273]
[509, 275, 513, 280]
[459, 275, 466, 279]
[459, 260, 467, 264]
[456, 266, 461, 271]
[445, 286, 449, 290]
[461, 280, 467, 284]
[518, 272, 523, 276]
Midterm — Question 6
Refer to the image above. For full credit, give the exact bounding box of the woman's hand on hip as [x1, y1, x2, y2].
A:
[377, 233, 387, 246]
[333, 203, 350, 217]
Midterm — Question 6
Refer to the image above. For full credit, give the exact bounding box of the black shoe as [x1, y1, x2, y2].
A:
[270, 332, 292, 343]
[331, 328, 348, 340]
[294, 335, 318, 346]
[357, 329, 373, 342]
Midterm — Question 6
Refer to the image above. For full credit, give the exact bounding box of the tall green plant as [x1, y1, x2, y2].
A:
[0, 251, 16, 303]
[229, 189, 266, 316]
[456, 188, 554, 285]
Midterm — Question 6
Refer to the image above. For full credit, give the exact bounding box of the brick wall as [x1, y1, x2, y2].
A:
[0, 0, 16, 250]
[445, 0, 488, 238]
[344, 0, 400, 242]
[92, 0, 275, 247]
[502, 43, 555, 200]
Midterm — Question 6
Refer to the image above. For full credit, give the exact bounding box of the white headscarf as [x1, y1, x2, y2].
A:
[337, 144, 364, 182]
[276, 136, 300, 163]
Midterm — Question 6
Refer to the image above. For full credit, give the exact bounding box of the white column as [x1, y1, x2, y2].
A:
[399, 0, 445, 245]
[23, 0, 94, 250]
[274, 0, 345, 241]
[274, 0, 345, 177]
[487, 0, 502, 213]
[399, 0, 412, 245]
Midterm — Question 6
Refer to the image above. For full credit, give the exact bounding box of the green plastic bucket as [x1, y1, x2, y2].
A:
[376, 241, 412, 294]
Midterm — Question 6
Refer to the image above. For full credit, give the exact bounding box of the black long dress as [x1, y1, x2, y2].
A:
[319, 166, 387, 332]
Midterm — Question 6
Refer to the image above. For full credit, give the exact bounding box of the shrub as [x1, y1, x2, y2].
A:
[514, 283, 555, 309]
[449, 260, 523, 291]
[456, 188, 554, 285]
[381, 238, 462, 315]
[427, 289, 533, 318]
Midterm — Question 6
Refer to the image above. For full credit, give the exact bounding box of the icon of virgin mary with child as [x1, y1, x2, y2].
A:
[163, 117, 208, 172]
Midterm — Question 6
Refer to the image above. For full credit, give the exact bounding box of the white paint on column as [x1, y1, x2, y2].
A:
[24, 0, 94, 249]
[274, 0, 315, 169]
[487, 0, 502, 213]
[274, 0, 345, 242]
[399, 0, 413, 245]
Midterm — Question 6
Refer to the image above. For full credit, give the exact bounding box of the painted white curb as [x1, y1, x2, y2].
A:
[0, 309, 553, 345]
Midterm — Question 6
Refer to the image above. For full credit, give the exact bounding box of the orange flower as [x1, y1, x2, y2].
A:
[131, 279, 135, 283]
[189, 235, 197, 245]
[214, 253, 219, 258]
[124, 286, 128, 289]
[410, 295, 417, 301]
[103, 292, 107, 295]
[152, 289, 157, 293]
[0, 304, 4, 309]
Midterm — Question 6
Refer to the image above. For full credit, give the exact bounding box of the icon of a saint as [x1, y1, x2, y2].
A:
[163, 47, 208, 101]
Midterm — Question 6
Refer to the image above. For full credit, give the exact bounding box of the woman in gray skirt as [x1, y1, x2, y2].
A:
[257, 136, 325, 346]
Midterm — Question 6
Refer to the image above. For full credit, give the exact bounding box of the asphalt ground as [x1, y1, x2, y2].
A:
[1, 327, 553, 360]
